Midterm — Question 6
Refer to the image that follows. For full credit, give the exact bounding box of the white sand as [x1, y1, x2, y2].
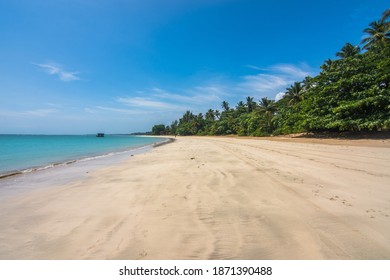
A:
[0, 136, 389, 259]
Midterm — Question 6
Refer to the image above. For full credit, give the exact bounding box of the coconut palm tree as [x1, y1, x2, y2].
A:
[361, 19, 390, 50]
[259, 97, 276, 113]
[236, 101, 246, 114]
[336, 43, 360, 58]
[221, 101, 230, 111]
[321, 59, 334, 72]
[302, 76, 313, 92]
[180, 110, 194, 123]
[284, 82, 303, 105]
[236, 101, 245, 108]
[194, 113, 204, 131]
[258, 97, 277, 133]
[205, 109, 215, 121]
[215, 110, 221, 120]
[245, 96, 256, 112]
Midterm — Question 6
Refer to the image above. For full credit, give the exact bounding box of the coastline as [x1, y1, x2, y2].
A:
[0, 137, 173, 199]
[0, 136, 389, 259]
[0, 135, 171, 180]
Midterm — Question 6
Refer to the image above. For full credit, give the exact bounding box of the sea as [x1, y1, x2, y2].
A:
[0, 134, 165, 177]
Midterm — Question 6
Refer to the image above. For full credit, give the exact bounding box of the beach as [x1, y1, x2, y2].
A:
[0, 136, 389, 259]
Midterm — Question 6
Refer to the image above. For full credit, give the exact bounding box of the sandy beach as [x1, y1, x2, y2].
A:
[0, 136, 389, 259]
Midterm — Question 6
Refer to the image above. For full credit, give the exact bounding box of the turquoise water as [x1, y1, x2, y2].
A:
[0, 135, 164, 175]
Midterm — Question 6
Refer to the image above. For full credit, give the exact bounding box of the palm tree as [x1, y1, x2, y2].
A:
[302, 76, 313, 92]
[258, 97, 277, 132]
[236, 101, 245, 108]
[180, 111, 194, 123]
[221, 101, 230, 111]
[336, 43, 360, 58]
[259, 97, 276, 113]
[195, 113, 204, 130]
[215, 110, 221, 120]
[382, 9, 390, 22]
[320, 59, 335, 72]
[361, 20, 390, 50]
[205, 109, 215, 121]
[284, 82, 303, 105]
[245, 96, 256, 112]
[236, 101, 246, 114]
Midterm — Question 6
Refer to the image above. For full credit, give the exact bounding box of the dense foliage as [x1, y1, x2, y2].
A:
[152, 10, 390, 136]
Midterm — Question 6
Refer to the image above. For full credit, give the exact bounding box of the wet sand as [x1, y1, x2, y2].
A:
[0, 136, 389, 259]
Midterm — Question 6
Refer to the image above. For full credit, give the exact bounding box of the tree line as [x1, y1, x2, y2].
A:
[152, 10, 390, 136]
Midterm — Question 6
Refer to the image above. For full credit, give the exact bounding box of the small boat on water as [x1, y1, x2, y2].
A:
[96, 133, 105, 137]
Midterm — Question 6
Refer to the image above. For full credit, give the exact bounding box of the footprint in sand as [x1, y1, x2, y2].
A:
[366, 209, 376, 219]
[293, 177, 304, 183]
[137, 251, 148, 259]
[341, 200, 352, 207]
[312, 189, 320, 197]
[162, 213, 172, 220]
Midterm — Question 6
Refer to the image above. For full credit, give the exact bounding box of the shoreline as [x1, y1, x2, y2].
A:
[0, 137, 174, 200]
[0, 136, 172, 180]
[0, 136, 389, 259]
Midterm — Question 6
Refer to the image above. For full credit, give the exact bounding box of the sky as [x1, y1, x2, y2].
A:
[0, 0, 388, 134]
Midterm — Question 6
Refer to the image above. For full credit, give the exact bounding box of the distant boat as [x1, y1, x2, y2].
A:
[96, 133, 105, 137]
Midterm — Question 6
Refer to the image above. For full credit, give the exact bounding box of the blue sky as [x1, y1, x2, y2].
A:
[0, 0, 388, 134]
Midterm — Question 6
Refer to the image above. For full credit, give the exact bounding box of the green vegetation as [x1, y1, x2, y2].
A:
[152, 10, 390, 136]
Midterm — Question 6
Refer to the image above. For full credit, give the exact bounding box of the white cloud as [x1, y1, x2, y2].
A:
[117, 97, 178, 110]
[34, 63, 81, 81]
[21, 109, 59, 116]
[238, 63, 316, 99]
[270, 63, 311, 78]
[94, 106, 147, 115]
[245, 64, 266, 71]
[240, 74, 288, 93]
[151, 86, 223, 105]
[84, 108, 96, 114]
[112, 63, 315, 118]
[114, 84, 227, 115]
[192, 86, 228, 98]
[275, 92, 285, 101]
[45, 102, 63, 108]
[83, 63, 315, 123]
[0, 108, 58, 117]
